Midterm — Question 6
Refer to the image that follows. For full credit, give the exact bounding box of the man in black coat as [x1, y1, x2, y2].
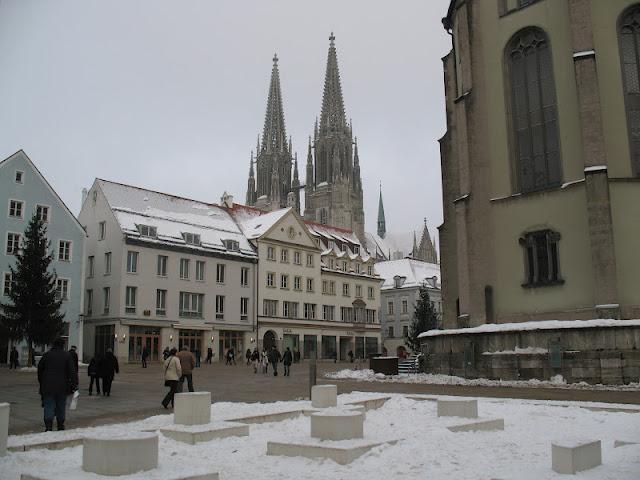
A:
[69, 345, 79, 386]
[37, 338, 76, 431]
[268, 346, 282, 376]
[9, 346, 19, 369]
[99, 348, 119, 396]
[282, 347, 293, 376]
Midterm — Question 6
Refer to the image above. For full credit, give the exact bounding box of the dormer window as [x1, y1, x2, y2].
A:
[340, 243, 347, 252]
[394, 275, 406, 289]
[353, 245, 360, 254]
[183, 232, 201, 246]
[15, 171, 23, 184]
[137, 225, 157, 238]
[328, 240, 335, 250]
[223, 239, 240, 251]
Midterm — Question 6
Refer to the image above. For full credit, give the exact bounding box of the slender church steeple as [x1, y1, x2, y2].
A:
[377, 183, 386, 239]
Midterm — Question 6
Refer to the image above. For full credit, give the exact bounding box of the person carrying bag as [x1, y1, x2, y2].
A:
[161, 348, 182, 409]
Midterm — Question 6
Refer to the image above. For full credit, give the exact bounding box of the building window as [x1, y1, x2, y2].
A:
[367, 265, 373, 276]
[283, 301, 298, 318]
[223, 239, 239, 251]
[240, 297, 249, 321]
[267, 246, 275, 260]
[56, 279, 69, 301]
[294, 276, 302, 291]
[304, 303, 316, 319]
[355, 285, 362, 298]
[157, 255, 168, 277]
[85, 289, 93, 315]
[319, 208, 328, 225]
[341, 307, 353, 322]
[215, 295, 225, 320]
[57, 240, 72, 262]
[366, 309, 376, 323]
[104, 252, 111, 275]
[507, 28, 561, 193]
[103, 287, 110, 314]
[241, 267, 249, 286]
[266, 272, 275, 287]
[387, 301, 394, 315]
[216, 263, 225, 283]
[156, 289, 167, 316]
[3, 272, 12, 296]
[280, 249, 289, 263]
[367, 287, 374, 299]
[293, 251, 301, 265]
[280, 274, 289, 289]
[341, 260, 348, 271]
[306, 254, 314, 267]
[36, 205, 49, 223]
[342, 283, 350, 297]
[402, 299, 408, 314]
[15, 171, 23, 184]
[6, 233, 21, 255]
[98, 221, 106, 240]
[328, 258, 335, 269]
[87, 256, 94, 277]
[619, 5, 640, 175]
[322, 280, 328, 294]
[126, 250, 138, 273]
[137, 224, 157, 238]
[196, 261, 206, 281]
[8, 200, 23, 219]
[322, 305, 335, 321]
[306, 278, 314, 292]
[329, 281, 336, 295]
[520, 229, 563, 287]
[125, 286, 136, 314]
[183, 232, 201, 246]
[388, 326, 394, 338]
[263, 299, 278, 316]
[355, 263, 361, 274]
[354, 245, 360, 255]
[180, 258, 190, 279]
[403, 325, 409, 337]
[179, 292, 204, 318]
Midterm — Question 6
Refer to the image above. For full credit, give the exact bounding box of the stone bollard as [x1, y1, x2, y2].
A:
[437, 399, 478, 419]
[82, 433, 158, 476]
[552, 440, 602, 474]
[0, 402, 9, 457]
[174, 392, 211, 426]
[311, 385, 337, 408]
[310, 410, 364, 441]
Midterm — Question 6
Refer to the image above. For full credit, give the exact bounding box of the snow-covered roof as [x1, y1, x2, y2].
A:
[97, 179, 256, 258]
[366, 231, 415, 260]
[419, 318, 640, 338]
[375, 258, 440, 290]
[232, 207, 292, 240]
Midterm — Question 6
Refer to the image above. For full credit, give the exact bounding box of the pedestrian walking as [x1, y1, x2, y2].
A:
[250, 348, 260, 373]
[37, 338, 77, 431]
[87, 355, 101, 395]
[282, 347, 293, 376]
[162, 346, 170, 360]
[69, 345, 79, 386]
[245, 348, 251, 365]
[99, 348, 119, 396]
[9, 346, 19, 369]
[261, 349, 269, 374]
[176, 346, 196, 392]
[206, 347, 213, 364]
[348, 350, 354, 363]
[162, 348, 182, 409]
[226, 347, 236, 365]
[268, 345, 281, 376]
[141, 346, 149, 368]
[195, 348, 201, 368]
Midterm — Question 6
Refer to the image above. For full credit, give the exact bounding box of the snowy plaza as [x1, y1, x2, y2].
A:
[1, 390, 639, 479]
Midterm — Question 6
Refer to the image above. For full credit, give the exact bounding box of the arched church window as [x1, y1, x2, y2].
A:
[506, 28, 562, 193]
[618, 5, 640, 176]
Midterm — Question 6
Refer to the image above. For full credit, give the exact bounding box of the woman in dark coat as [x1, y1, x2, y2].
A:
[88, 355, 101, 395]
[98, 349, 119, 396]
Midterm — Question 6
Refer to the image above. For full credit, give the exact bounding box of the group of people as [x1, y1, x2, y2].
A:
[161, 346, 197, 408]
[87, 349, 120, 396]
[245, 346, 294, 376]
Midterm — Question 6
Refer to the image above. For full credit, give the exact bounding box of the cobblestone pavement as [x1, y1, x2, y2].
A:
[1, 361, 638, 434]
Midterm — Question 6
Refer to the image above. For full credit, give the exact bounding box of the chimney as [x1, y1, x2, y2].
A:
[220, 191, 234, 208]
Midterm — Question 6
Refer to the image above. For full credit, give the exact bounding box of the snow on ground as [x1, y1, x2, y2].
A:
[1, 392, 639, 479]
[325, 369, 640, 391]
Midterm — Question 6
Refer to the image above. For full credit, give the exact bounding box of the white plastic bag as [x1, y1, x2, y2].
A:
[69, 390, 79, 410]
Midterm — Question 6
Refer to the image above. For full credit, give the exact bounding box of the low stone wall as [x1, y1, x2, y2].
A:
[420, 325, 640, 384]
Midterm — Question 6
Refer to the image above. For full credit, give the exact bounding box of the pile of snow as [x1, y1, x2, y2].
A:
[324, 369, 640, 391]
[482, 346, 549, 355]
[2, 393, 639, 479]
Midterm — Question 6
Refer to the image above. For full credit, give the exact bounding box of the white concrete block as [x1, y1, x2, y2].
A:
[82, 433, 158, 476]
[311, 385, 337, 408]
[0, 403, 9, 457]
[161, 421, 249, 444]
[22, 470, 218, 480]
[447, 418, 504, 432]
[552, 440, 602, 474]
[310, 410, 363, 441]
[437, 399, 478, 418]
[614, 439, 639, 448]
[267, 439, 398, 465]
[174, 392, 211, 426]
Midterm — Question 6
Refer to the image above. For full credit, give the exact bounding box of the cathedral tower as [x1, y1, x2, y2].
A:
[247, 54, 298, 212]
[304, 33, 365, 242]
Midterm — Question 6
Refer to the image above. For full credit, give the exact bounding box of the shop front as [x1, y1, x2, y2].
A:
[128, 326, 161, 362]
[219, 330, 245, 362]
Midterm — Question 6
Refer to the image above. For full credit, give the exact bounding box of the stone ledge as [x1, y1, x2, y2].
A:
[160, 422, 249, 444]
[614, 439, 639, 448]
[229, 409, 305, 424]
[345, 396, 391, 411]
[22, 471, 219, 480]
[447, 418, 505, 433]
[267, 439, 399, 465]
[8, 435, 85, 452]
[83, 433, 158, 476]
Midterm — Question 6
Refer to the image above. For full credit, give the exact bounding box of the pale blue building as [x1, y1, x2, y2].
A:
[0, 151, 86, 363]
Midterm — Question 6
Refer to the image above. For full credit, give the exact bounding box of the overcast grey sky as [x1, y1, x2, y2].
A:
[0, 0, 452, 238]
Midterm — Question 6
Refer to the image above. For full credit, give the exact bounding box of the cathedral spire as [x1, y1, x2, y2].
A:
[246, 152, 256, 205]
[377, 182, 386, 239]
[319, 32, 348, 135]
[417, 218, 438, 264]
[262, 53, 288, 154]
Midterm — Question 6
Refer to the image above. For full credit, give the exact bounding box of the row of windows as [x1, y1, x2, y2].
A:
[386, 298, 443, 315]
[262, 299, 377, 323]
[2, 273, 70, 302]
[386, 325, 409, 339]
[266, 246, 315, 267]
[87, 252, 250, 286]
[85, 287, 249, 321]
[265, 273, 375, 299]
[5, 232, 72, 262]
[7, 199, 50, 223]
[323, 257, 374, 276]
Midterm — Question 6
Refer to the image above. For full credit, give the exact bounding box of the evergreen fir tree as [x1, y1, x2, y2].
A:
[0, 214, 64, 364]
[405, 284, 439, 353]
